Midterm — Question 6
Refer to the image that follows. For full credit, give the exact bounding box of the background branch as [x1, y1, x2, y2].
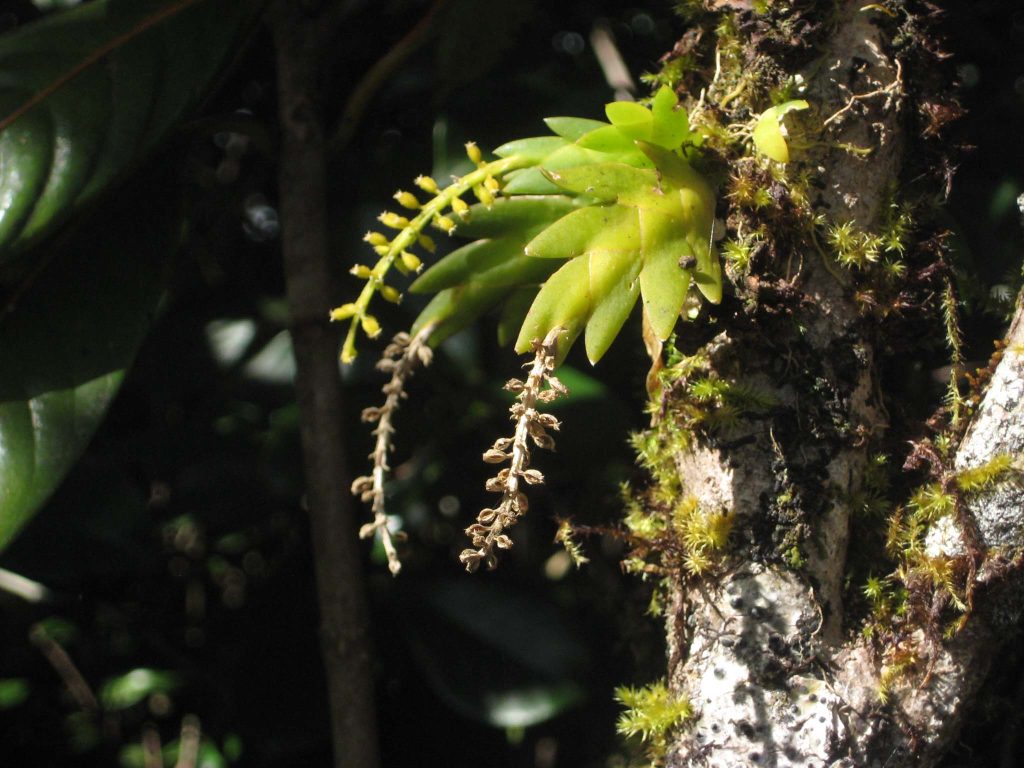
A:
[270, 2, 380, 766]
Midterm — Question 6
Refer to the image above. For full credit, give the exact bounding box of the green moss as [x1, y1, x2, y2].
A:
[616, 680, 692, 764]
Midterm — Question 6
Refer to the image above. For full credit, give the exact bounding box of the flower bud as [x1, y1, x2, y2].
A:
[451, 197, 470, 217]
[360, 314, 381, 338]
[475, 185, 494, 206]
[329, 303, 358, 321]
[434, 215, 456, 233]
[350, 264, 373, 279]
[380, 285, 402, 304]
[415, 175, 439, 194]
[400, 251, 422, 272]
[418, 234, 436, 253]
[394, 190, 421, 210]
[363, 231, 389, 246]
[484, 176, 500, 193]
[378, 211, 409, 229]
[465, 141, 482, 165]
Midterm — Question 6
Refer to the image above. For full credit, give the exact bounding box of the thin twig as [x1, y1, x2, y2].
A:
[271, 2, 380, 765]
[352, 323, 436, 575]
[823, 58, 903, 127]
[174, 714, 201, 768]
[327, 0, 447, 156]
[29, 622, 98, 714]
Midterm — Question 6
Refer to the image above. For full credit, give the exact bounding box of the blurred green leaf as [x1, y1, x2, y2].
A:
[0, 678, 29, 709]
[0, 0, 255, 273]
[100, 668, 179, 711]
[402, 579, 588, 729]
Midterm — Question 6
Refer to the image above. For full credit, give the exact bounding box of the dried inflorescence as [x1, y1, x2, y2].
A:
[460, 328, 568, 572]
[351, 324, 435, 575]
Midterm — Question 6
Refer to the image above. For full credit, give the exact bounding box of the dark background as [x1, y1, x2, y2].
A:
[0, 1, 1022, 766]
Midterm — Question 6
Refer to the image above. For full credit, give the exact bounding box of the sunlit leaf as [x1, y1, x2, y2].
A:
[650, 85, 690, 149]
[100, 668, 178, 711]
[493, 136, 567, 163]
[604, 100, 653, 140]
[752, 99, 809, 163]
[525, 205, 638, 259]
[543, 116, 607, 140]
[452, 196, 579, 239]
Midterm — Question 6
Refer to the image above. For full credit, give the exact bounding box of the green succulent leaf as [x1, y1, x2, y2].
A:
[406, 91, 722, 366]
[604, 100, 654, 140]
[650, 85, 690, 150]
[450, 196, 579, 239]
[0, 0, 255, 271]
[496, 286, 538, 347]
[412, 282, 512, 347]
[493, 136, 568, 164]
[0, 176, 172, 553]
[543, 116, 608, 141]
[411, 235, 558, 293]
[543, 163, 658, 203]
[752, 99, 809, 163]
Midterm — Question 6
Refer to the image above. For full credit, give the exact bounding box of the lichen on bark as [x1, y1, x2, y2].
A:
[622, 2, 1024, 766]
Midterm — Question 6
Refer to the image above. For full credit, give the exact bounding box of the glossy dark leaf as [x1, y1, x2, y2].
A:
[0, 0, 255, 270]
[0, 177, 172, 552]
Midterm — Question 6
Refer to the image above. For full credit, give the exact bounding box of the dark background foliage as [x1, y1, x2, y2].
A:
[0, 1, 1021, 766]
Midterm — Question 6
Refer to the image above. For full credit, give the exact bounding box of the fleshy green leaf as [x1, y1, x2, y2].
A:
[544, 163, 658, 203]
[650, 85, 690, 150]
[543, 116, 608, 140]
[0, 175, 171, 553]
[497, 286, 538, 347]
[525, 205, 638, 259]
[0, 0, 256, 269]
[494, 136, 568, 163]
[412, 282, 512, 347]
[452, 196, 579, 239]
[604, 101, 653, 140]
[752, 99, 809, 163]
[411, 235, 557, 293]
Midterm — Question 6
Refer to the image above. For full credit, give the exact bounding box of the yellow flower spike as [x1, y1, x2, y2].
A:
[418, 234, 437, 253]
[394, 190, 421, 210]
[451, 197, 470, 217]
[361, 314, 382, 338]
[414, 175, 439, 194]
[380, 285, 402, 304]
[465, 141, 482, 165]
[329, 303, 359, 321]
[484, 176, 500, 193]
[337, 152, 533, 365]
[350, 264, 373, 279]
[363, 231, 389, 247]
[400, 251, 422, 272]
[378, 211, 410, 229]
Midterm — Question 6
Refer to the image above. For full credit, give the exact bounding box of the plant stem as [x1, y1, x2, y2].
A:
[270, 3, 380, 767]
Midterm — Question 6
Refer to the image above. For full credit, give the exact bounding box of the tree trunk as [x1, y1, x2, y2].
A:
[644, 3, 1024, 765]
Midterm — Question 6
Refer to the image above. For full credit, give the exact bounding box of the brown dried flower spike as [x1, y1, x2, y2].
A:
[460, 327, 568, 572]
[351, 323, 435, 575]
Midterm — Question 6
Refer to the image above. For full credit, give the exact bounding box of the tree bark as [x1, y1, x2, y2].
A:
[271, 3, 380, 767]
[655, 3, 1024, 766]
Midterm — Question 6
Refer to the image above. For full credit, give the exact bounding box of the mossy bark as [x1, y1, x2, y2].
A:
[646, 2, 1024, 765]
